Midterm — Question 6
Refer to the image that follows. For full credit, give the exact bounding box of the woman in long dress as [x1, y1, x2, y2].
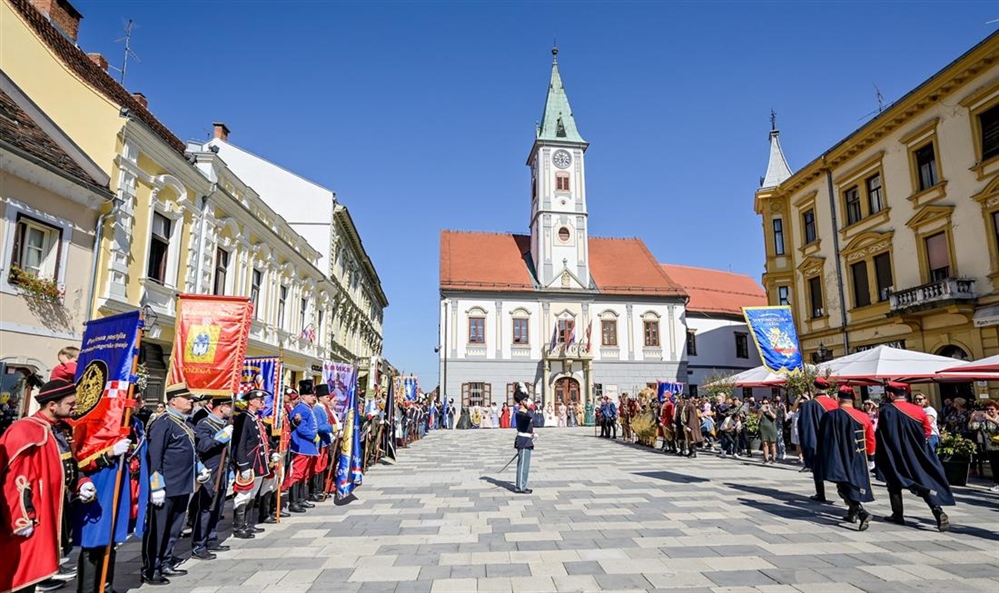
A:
[491, 403, 500, 428]
[557, 403, 567, 428]
[567, 403, 578, 427]
[500, 402, 512, 428]
[457, 405, 472, 429]
[544, 402, 557, 427]
[480, 406, 493, 429]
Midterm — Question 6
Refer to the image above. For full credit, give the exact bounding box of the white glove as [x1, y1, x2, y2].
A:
[239, 469, 253, 481]
[151, 489, 165, 506]
[13, 524, 34, 538]
[270, 453, 281, 464]
[111, 438, 131, 457]
[867, 461, 876, 471]
[197, 468, 212, 484]
[78, 481, 97, 504]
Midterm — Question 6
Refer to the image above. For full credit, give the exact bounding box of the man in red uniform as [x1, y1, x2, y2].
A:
[815, 385, 876, 531]
[0, 380, 86, 592]
[875, 381, 953, 531]
[659, 397, 675, 453]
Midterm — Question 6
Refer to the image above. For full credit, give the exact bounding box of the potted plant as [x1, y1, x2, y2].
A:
[8, 265, 63, 302]
[745, 411, 761, 452]
[937, 431, 976, 487]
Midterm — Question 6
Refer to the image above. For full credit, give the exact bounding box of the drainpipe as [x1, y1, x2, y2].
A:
[824, 168, 850, 354]
[86, 196, 122, 320]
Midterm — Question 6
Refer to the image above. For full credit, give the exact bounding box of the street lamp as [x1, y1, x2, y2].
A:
[811, 342, 833, 364]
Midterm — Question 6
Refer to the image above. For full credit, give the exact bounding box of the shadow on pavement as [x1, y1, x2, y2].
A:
[479, 475, 519, 492]
[632, 470, 709, 484]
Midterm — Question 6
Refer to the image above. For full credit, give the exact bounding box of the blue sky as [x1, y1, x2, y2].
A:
[74, 0, 995, 384]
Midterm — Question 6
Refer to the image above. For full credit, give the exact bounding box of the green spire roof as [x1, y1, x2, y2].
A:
[536, 47, 585, 144]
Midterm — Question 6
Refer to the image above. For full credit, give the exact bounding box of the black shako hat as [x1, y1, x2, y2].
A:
[298, 379, 314, 396]
[315, 383, 331, 398]
[35, 379, 76, 404]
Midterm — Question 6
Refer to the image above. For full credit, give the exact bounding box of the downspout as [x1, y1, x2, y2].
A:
[824, 168, 850, 354]
[86, 196, 122, 320]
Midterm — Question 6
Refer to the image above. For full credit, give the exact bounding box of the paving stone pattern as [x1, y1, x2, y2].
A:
[108, 427, 998, 592]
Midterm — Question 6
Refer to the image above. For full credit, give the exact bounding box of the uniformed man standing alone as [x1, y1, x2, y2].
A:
[142, 383, 211, 586]
[513, 384, 536, 494]
[191, 395, 233, 560]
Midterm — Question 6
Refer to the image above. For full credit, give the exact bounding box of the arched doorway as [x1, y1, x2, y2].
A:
[554, 377, 580, 408]
[937, 345, 973, 401]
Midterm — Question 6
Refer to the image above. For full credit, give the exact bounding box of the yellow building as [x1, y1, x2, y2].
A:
[755, 31, 999, 402]
[1, 0, 340, 398]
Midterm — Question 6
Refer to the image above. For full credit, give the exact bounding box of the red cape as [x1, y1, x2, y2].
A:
[0, 414, 64, 592]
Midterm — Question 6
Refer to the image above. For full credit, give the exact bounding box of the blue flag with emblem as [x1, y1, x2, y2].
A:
[742, 306, 804, 374]
[335, 367, 363, 500]
[657, 381, 684, 404]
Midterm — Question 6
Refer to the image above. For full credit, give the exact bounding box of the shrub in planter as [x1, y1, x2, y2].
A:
[938, 432, 975, 487]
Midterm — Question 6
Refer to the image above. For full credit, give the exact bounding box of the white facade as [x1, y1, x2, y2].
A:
[684, 314, 770, 399]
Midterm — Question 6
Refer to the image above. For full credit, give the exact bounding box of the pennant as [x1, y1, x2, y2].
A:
[71, 310, 142, 468]
[549, 324, 558, 351]
[585, 321, 593, 353]
[742, 306, 804, 374]
[335, 367, 363, 500]
[168, 295, 254, 395]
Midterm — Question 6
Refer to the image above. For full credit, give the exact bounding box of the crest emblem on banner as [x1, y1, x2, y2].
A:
[75, 360, 109, 418]
[186, 323, 221, 362]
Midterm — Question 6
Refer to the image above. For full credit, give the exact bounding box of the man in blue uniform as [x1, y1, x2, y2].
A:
[876, 382, 953, 531]
[141, 383, 211, 585]
[284, 384, 319, 513]
[231, 389, 272, 538]
[513, 383, 536, 494]
[191, 395, 233, 560]
[815, 386, 876, 531]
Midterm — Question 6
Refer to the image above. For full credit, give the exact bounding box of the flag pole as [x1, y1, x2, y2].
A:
[98, 317, 142, 593]
[275, 343, 285, 523]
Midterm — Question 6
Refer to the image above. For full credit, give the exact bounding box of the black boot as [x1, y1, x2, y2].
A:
[856, 505, 871, 532]
[232, 506, 255, 539]
[885, 491, 905, 525]
[261, 492, 278, 524]
[288, 484, 306, 514]
[932, 507, 950, 532]
[300, 481, 316, 508]
[249, 497, 265, 533]
[843, 504, 859, 523]
[278, 490, 292, 517]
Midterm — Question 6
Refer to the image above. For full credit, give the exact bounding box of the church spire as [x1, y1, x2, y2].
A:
[536, 46, 586, 144]
[760, 110, 792, 188]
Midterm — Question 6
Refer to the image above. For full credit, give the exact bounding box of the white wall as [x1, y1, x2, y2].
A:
[684, 314, 768, 398]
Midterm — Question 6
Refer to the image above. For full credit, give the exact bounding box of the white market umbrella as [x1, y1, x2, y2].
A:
[939, 355, 999, 375]
[825, 345, 977, 381]
[704, 364, 828, 388]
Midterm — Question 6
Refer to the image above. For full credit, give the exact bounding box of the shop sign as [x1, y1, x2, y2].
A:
[854, 340, 906, 353]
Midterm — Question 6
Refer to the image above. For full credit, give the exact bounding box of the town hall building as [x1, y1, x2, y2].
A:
[438, 48, 689, 411]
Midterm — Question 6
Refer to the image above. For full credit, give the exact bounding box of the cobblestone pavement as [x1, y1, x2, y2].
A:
[104, 427, 998, 592]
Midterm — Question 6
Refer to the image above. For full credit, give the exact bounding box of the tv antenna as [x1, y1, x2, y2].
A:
[857, 83, 886, 121]
[109, 19, 141, 86]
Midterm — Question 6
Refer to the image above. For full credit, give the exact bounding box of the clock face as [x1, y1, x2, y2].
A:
[552, 150, 572, 169]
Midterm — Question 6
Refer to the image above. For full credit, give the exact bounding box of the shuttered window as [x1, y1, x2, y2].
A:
[980, 104, 999, 161]
[874, 253, 893, 302]
[851, 261, 871, 308]
[925, 232, 950, 281]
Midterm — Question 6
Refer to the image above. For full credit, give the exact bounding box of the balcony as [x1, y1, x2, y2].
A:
[889, 277, 976, 313]
[544, 343, 593, 360]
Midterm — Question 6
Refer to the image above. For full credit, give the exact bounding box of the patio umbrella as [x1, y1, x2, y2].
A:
[824, 345, 975, 380]
[938, 355, 999, 375]
[703, 364, 828, 388]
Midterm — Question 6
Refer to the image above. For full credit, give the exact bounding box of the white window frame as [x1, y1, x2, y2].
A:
[1, 199, 72, 296]
[143, 205, 182, 288]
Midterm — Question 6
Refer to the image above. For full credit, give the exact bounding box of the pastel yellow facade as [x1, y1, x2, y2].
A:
[755, 32, 999, 402]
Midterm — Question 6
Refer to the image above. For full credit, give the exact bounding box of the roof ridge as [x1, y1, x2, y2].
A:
[11, 0, 186, 155]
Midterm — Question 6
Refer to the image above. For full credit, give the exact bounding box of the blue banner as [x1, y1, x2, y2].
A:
[71, 310, 146, 547]
[742, 306, 803, 374]
[335, 367, 363, 500]
[402, 377, 418, 402]
[241, 357, 283, 427]
[657, 382, 684, 404]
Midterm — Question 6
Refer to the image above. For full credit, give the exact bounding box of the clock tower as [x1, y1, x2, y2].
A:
[528, 47, 591, 290]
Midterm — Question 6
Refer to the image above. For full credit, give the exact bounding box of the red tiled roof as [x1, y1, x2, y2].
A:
[0, 89, 104, 188]
[10, 0, 187, 155]
[440, 231, 687, 298]
[660, 264, 766, 316]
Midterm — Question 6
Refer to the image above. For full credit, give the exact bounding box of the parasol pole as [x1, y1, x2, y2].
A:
[98, 318, 142, 593]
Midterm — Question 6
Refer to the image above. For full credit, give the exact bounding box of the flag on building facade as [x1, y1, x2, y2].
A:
[742, 306, 804, 374]
[585, 321, 593, 352]
[168, 295, 254, 395]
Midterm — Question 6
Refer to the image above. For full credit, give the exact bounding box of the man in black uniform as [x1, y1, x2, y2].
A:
[142, 383, 211, 585]
[231, 389, 272, 539]
[191, 395, 233, 560]
[513, 383, 536, 494]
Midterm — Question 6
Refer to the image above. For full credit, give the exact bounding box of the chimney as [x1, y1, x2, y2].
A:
[132, 93, 148, 109]
[28, 0, 83, 42]
[87, 53, 108, 72]
[213, 122, 230, 142]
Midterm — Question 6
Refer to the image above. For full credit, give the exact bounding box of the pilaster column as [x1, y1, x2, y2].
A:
[542, 360, 551, 407]
[626, 304, 635, 361]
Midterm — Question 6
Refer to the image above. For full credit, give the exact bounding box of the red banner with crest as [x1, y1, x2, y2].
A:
[168, 295, 254, 395]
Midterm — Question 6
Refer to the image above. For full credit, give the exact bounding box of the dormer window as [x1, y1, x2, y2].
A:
[556, 172, 570, 192]
[556, 116, 566, 138]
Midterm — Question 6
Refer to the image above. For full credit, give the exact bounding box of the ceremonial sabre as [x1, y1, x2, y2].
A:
[495, 452, 519, 474]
